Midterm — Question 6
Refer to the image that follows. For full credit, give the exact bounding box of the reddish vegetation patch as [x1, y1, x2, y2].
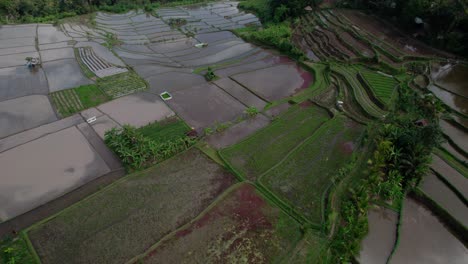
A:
[299, 67, 314, 89]
[142, 184, 276, 262]
[262, 55, 293, 65]
[341, 141, 355, 154]
[260, 55, 314, 92]
[299, 100, 313, 108]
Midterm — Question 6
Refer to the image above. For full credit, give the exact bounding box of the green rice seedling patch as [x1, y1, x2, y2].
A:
[359, 70, 399, 105]
[220, 104, 330, 181]
[75, 84, 111, 108]
[27, 148, 236, 264]
[97, 72, 147, 98]
[50, 88, 84, 117]
[138, 117, 192, 143]
[260, 115, 364, 223]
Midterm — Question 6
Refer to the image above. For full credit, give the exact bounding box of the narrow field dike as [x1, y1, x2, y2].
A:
[260, 115, 364, 224]
[26, 148, 236, 264]
[220, 103, 331, 181]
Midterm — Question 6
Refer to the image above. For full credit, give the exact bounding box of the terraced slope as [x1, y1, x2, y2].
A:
[332, 64, 387, 118]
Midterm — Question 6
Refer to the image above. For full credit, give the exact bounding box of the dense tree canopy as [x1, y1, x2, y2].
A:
[340, 0, 468, 56]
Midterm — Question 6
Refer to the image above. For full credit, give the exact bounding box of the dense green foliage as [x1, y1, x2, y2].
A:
[261, 115, 362, 223]
[0, 236, 35, 264]
[0, 0, 212, 23]
[105, 124, 196, 170]
[50, 84, 110, 117]
[239, 0, 323, 22]
[235, 23, 304, 60]
[340, 0, 468, 56]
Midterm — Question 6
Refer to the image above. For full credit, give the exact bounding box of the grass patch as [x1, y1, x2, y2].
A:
[220, 104, 330, 181]
[50, 84, 110, 117]
[260, 115, 363, 223]
[138, 118, 191, 143]
[97, 72, 147, 98]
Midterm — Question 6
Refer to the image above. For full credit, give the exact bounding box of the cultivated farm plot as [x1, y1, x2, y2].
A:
[97, 71, 147, 98]
[260, 115, 363, 223]
[220, 104, 331, 181]
[27, 148, 236, 264]
[359, 70, 398, 105]
[136, 183, 302, 263]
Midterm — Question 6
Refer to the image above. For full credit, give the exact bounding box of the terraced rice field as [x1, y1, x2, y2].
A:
[359, 70, 398, 105]
[220, 104, 331, 181]
[260, 115, 363, 224]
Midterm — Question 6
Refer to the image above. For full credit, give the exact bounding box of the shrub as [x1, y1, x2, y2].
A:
[245, 106, 259, 117]
[204, 67, 218, 81]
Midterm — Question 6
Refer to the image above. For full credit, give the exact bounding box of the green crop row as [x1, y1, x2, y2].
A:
[258, 115, 363, 224]
[220, 104, 331, 181]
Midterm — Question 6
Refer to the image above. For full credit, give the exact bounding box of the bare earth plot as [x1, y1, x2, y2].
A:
[28, 149, 236, 264]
